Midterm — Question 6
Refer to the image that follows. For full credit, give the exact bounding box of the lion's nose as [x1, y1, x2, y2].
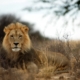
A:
[14, 43, 19, 46]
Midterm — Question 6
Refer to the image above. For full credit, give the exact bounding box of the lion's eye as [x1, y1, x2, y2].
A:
[10, 35, 13, 37]
[19, 35, 22, 38]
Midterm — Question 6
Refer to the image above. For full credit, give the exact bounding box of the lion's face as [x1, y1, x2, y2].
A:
[8, 29, 25, 52]
[2, 22, 31, 53]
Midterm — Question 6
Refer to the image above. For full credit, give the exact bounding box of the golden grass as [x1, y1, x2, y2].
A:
[0, 39, 80, 80]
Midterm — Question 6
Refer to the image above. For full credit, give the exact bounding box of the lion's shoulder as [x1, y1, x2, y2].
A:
[16, 48, 47, 68]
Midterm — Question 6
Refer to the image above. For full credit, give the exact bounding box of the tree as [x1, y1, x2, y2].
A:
[23, 0, 80, 25]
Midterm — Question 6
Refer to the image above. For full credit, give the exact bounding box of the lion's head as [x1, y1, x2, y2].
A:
[2, 22, 31, 54]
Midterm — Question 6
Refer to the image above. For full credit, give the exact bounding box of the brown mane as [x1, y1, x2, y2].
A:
[0, 22, 47, 70]
[2, 22, 31, 54]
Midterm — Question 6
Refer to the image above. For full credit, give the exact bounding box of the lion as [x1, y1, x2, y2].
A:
[0, 22, 70, 78]
[1, 22, 47, 71]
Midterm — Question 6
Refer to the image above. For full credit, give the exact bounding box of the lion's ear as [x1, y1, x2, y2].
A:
[21, 25, 29, 33]
[23, 26, 29, 32]
[3, 27, 9, 33]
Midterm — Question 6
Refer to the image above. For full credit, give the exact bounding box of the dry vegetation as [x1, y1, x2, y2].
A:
[31, 38, 80, 80]
[0, 38, 80, 80]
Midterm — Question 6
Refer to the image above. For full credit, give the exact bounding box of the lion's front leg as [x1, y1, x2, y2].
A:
[26, 62, 39, 74]
[15, 60, 39, 73]
[26, 62, 39, 80]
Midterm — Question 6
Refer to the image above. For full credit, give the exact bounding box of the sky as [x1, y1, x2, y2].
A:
[0, 0, 80, 40]
[0, 0, 27, 13]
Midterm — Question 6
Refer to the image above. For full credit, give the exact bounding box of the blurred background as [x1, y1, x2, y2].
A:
[0, 0, 80, 40]
[1, 1, 80, 80]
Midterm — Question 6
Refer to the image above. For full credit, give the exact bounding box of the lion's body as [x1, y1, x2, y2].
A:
[47, 51, 70, 73]
[1, 22, 70, 77]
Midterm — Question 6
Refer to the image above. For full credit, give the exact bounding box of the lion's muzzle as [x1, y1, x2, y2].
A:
[12, 48, 21, 52]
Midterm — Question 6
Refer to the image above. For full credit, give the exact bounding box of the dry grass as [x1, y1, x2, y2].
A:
[32, 39, 80, 80]
[0, 38, 80, 80]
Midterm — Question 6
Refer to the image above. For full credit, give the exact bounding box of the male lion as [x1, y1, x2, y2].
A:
[0, 22, 70, 78]
[1, 22, 47, 71]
